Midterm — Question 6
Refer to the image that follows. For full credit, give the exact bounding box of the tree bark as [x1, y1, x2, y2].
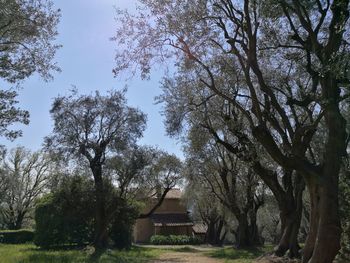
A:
[276, 207, 303, 258]
[275, 174, 304, 258]
[215, 218, 225, 246]
[306, 74, 346, 262]
[302, 177, 320, 262]
[91, 164, 109, 249]
[14, 212, 25, 230]
[235, 215, 250, 248]
[235, 213, 262, 248]
[205, 216, 226, 246]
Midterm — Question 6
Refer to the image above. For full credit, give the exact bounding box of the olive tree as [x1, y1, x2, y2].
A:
[184, 181, 228, 246]
[184, 126, 265, 247]
[106, 145, 184, 218]
[0, 0, 60, 82]
[158, 76, 305, 255]
[114, 1, 349, 261]
[0, 0, 60, 140]
[46, 89, 147, 249]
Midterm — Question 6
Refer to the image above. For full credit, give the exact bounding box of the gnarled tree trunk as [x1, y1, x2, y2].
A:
[91, 163, 109, 249]
[303, 75, 347, 262]
[275, 173, 304, 258]
[206, 216, 226, 246]
[235, 212, 263, 248]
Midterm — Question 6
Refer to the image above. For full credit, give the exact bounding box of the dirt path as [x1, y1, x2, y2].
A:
[151, 251, 224, 263]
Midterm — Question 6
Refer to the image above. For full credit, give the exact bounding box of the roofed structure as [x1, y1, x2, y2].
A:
[133, 188, 194, 243]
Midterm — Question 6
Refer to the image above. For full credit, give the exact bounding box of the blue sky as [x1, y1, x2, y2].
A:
[1, 0, 183, 158]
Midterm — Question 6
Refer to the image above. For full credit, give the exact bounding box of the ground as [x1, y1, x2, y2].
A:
[152, 251, 223, 263]
[0, 244, 273, 263]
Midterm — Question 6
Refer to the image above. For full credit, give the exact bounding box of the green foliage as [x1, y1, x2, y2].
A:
[110, 205, 139, 249]
[0, 90, 29, 140]
[34, 176, 95, 248]
[150, 235, 202, 245]
[338, 166, 350, 261]
[0, 0, 61, 82]
[0, 229, 34, 244]
[46, 89, 147, 160]
[0, 0, 60, 141]
[34, 175, 141, 250]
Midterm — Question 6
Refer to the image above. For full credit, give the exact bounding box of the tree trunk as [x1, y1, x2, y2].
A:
[302, 177, 320, 263]
[91, 164, 108, 249]
[206, 220, 217, 245]
[235, 216, 250, 248]
[206, 217, 225, 246]
[215, 218, 225, 246]
[248, 207, 264, 246]
[307, 179, 342, 263]
[275, 211, 301, 258]
[275, 174, 304, 258]
[235, 214, 262, 248]
[306, 77, 347, 263]
[14, 212, 25, 230]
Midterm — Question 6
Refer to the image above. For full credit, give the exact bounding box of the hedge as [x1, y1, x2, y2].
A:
[150, 235, 202, 245]
[0, 229, 34, 244]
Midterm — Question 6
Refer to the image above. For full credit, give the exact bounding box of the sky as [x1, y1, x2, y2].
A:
[1, 0, 184, 158]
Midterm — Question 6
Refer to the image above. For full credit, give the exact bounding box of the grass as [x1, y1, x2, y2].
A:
[0, 243, 274, 263]
[205, 245, 274, 263]
[169, 246, 200, 253]
[0, 243, 163, 263]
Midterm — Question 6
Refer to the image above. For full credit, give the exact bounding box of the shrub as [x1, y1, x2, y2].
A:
[109, 198, 140, 249]
[150, 235, 202, 245]
[0, 229, 34, 244]
[34, 176, 95, 248]
[34, 175, 141, 249]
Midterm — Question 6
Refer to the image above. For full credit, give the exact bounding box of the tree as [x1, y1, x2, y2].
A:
[106, 146, 183, 208]
[46, 89, 147, 249]
[134, 150, 183, 219]
[184, 130, 265, 247]
[0, 0, 60, 141]
[184, 180, 229, 246]
[0, 0, 60, 82]
[114, 1, 349, 262]
[0, 90, 29, 140]
[159, 78, 304, 256]
[0, 147, 51, 229]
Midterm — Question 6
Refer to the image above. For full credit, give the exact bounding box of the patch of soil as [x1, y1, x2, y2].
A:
[151, 252, 224, 263]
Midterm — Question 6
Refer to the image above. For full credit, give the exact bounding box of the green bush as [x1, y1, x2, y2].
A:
[34, 176, 95, 248]
[0, 229, 34, 244]
[109, 197, 140, 249]
[34, 175, 141, 249]
[150, 235, 202, 245]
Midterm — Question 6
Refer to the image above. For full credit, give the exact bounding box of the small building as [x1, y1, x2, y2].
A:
[133, 188, 193, 243]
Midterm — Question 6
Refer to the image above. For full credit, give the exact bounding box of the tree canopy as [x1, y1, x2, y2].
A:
[0, 0, 61, 82]
[0, 0, 61, 141]
[46, 89, 147, 248]
[114, 1, 350, 262]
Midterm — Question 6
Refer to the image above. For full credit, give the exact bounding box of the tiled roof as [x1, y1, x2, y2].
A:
[150, 213, 193, 226]
[192, 223, 208, 234]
